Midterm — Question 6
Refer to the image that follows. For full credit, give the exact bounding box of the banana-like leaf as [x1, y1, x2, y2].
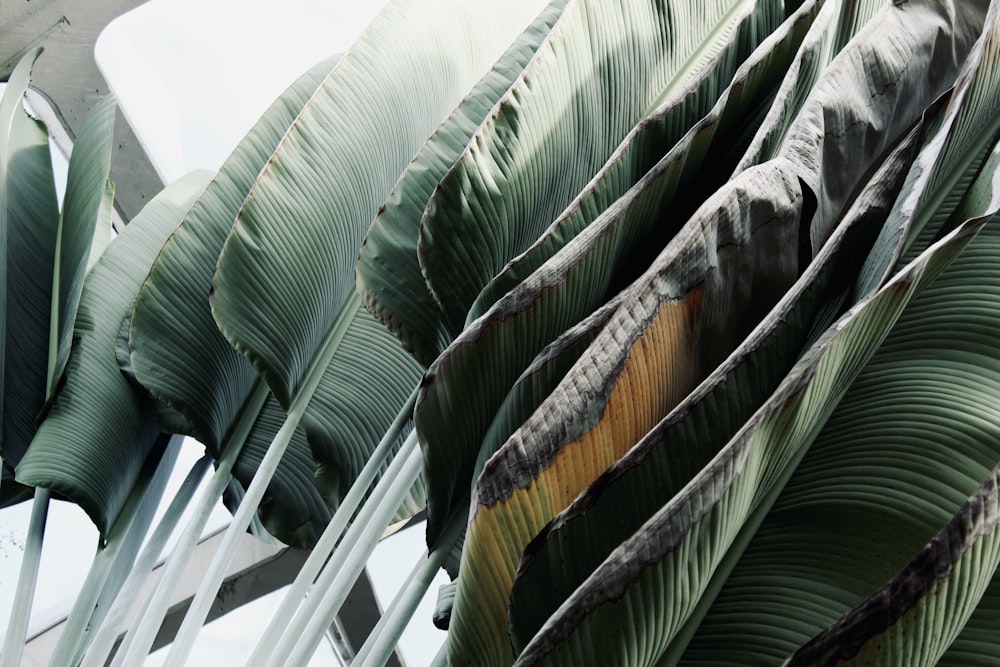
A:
[477, 293, 627, 489]
[686, 148, 1000, 663]
[302, 304, 424, 516]
[513, 217, 984, 667]
[131, 57, 334, 453]
[507, 120, 925, 656]
[15, 171, 210, 535]
[448, 159, 803, 667]
[356, 0, 570, 366]
[3, 85, 60, 473]
[467, 0, 812, 322]
[416, 0, 811, 547]
[2, 52, 116, 501]
[733, 0, 886, 172]
[53, 95, 116, 382]
[418, 0, 785, 335]
[221, 394, 329, 549]
[859, 0, 1000, 296]
[786, 468, 1000, 666]
[0, 52, 40, 448]
[130, 58, 337, 545]
[209, 0, 549, 409]
[449, 3, 986, 662]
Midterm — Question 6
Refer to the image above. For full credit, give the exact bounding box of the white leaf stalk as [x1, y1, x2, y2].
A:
[49, 435, 183, 667]
[353, 514, 463, 667]
[269, 434, 423, 667]
[247, 387, 418, 665]
[0, 489, 49, 667]
[80, 454, 212, 667]
[113, 382, 269, 666]
[164, 298, 359, 667]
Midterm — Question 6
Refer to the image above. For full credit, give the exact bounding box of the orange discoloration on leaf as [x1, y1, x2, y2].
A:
[451, 288, 704, 664]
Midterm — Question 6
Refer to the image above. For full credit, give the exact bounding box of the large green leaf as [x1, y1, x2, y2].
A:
[356, 0, 570, 366]
[685, 159, 1000, 664]
[507, 119, 926, 658]
[418, 0, 784, 335]
[683, 64, 1000, 657]
[857, 0, 1000, 296]
[3, 86, 60, 474]
[448, 2, 987, 662]
[130, 58, 335, 453]
[53, 95, 116, 382]
[784, 472, 1000, 666]
[2, 53, 116, 505]
[733, 0, 886, 171]
[939, 550, 1000, 665]
[467, 0, 814, 322]
[209, 0, 549, 409]
[513, 216, 984, 667]
[415, 0, 808, 548]
[15, 171, 210, 535]
[221, 394, 329, 549]
[449, 158, 804, 667]
[1, 47, 44, 481]
[129, 57, 337, 546]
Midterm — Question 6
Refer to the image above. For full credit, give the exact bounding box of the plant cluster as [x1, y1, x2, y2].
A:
[3, 0, 1000, 664]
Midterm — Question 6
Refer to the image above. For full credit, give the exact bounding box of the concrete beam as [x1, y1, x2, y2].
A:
[22, 528, 403, 665]
[1, 0, 163, 220]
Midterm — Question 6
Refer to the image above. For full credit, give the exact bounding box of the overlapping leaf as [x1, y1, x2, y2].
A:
[467, 0, 816, 322]
[686, 143, 1000, 665]
[129, 58, 337, 546]
[356, 0, 570, 366]
[3, 71, 60, 472]
[447, 1, 988, 662]
[514, 216, 985, 667]
[416, 0, 807, 548]
[2, 51, 116, 503]
[418, 0, 787, 335]
[209, 0, 550, 410]
[507, 119, 926, 658]
[16, 171, 209, 535]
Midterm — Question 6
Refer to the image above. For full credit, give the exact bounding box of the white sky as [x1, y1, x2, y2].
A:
[1, 1, 450, 665]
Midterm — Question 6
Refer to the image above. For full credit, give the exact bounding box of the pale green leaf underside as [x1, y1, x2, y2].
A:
[16, 171, 210, 536]
[3, 105, 60, 472]
[419, 0, 777, 334]
[356, 0, 570, 367]
[210, 0, 549, 407]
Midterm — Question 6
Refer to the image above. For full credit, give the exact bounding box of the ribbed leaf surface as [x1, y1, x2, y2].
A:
[450, 3, 986, 662]
[419, 0, 772, 334]
[734, 0, 886, 171]
[859, 0, 1000, 297]
[508, 121, 924, 657]
[416, 0, 805, 546]
[683, 118, 1000, 667]
[689, 207, 1000, 666]
[1, 47, 44, 482]
[3, 101, 60, 471]
[130, 57, 335, 452]
[468, 0, 804, 321]
[449, 160, 805, 667]
[223, 394, 329, 549]
[516, 218, 983, 667]
[129, 59, 338, 546]
[356, 0, 569, 366]
[15, 172, 210, 535]
[939, 558, 1000, 665]
[302, 304, 424, 513]
[54, 95, 116, 383]
[210, 0, 549, 408]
